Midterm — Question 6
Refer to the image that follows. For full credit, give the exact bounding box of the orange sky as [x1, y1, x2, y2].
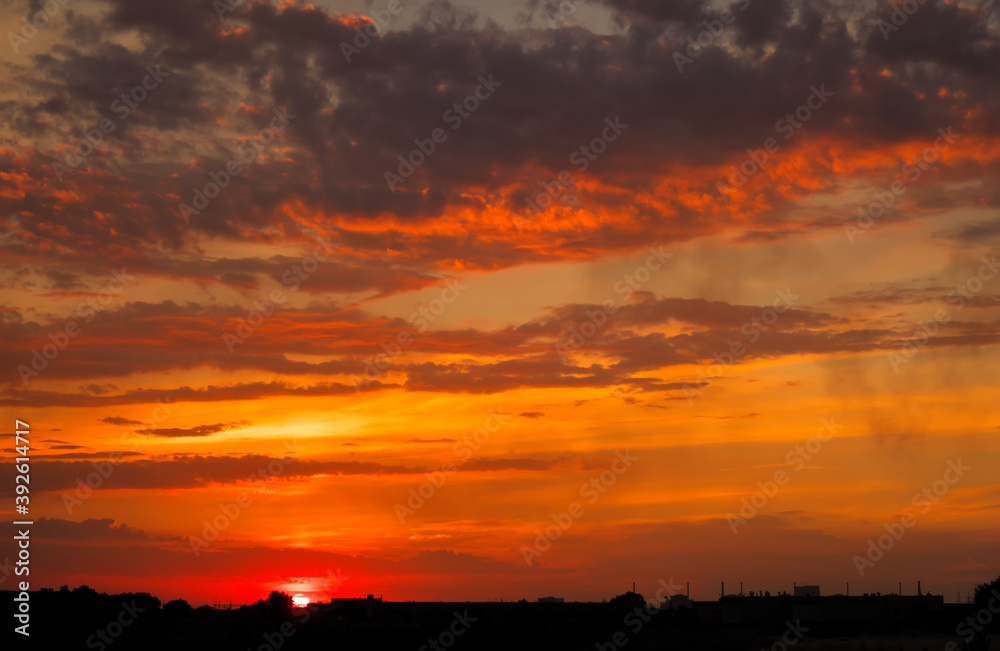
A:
[1, 0, 999, 606]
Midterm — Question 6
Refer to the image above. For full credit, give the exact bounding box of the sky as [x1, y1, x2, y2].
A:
[0, 0, 999, 607]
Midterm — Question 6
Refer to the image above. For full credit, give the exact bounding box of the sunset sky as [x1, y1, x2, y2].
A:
[1, 0, 999, 606]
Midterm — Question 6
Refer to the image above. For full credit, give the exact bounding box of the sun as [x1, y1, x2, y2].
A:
[292, 594, 310, 607]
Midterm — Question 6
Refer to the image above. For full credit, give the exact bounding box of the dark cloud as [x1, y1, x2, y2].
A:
[0, 0, 995, 276]
[599, 0, 710, 24]
[733, 0, 792, 47]
[0, 454, 415, 494]
[827, 285, 952, 306]
[138, 420, 250, 438]
[34, 517, 159, 541]
[0, 0, 998, 409]
[0, 451, 571, 494]
[44, 269, 87, 290]
[943, 218, 1000, 243]
[865, 0, 1000, 77]
[100, 416, 144, 426]
[462, 457, 556, 472]
[34, 451, 144, 460]
[81, 383, 119, 395]
[4, 287, 997, 403]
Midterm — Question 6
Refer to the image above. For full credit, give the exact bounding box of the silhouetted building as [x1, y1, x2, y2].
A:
[662, 594, 693, 610]
[691, 591, 946, 625]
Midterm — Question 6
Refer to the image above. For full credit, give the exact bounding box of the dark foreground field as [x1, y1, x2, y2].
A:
[6, 587, 999, 651]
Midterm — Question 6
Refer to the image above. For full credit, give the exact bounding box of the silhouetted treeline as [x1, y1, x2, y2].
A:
[4, 577, 998, 650]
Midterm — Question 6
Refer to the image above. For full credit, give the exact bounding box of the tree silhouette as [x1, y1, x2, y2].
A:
[164, 599, 193, 617]
[973, 575, 1000, 610]
[267, 591, 294, 619]
[972, 574, 1000, 636]
[609, 591, 646, 609]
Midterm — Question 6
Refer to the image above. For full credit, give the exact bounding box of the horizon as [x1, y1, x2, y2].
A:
[9, 578, 984, 608]
[2, 0, 1000, 626]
